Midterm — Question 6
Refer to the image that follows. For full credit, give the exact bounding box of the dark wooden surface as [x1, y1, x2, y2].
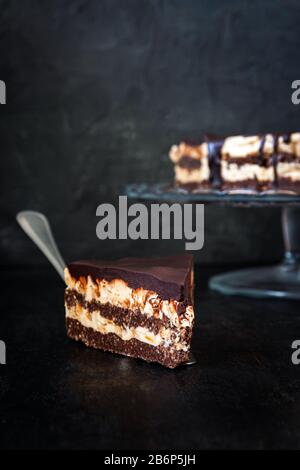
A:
[1, 264, 300, 449]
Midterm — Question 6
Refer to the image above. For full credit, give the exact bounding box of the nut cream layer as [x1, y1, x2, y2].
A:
[277, 162, 300, 181]
[64, 268, 194, 329]
[65, 302, 189, 351]
[175, 164, 209, 185]
[277, 133, 300, 157]
[222, 134, 274, 159]
[221, 162, 274, 183]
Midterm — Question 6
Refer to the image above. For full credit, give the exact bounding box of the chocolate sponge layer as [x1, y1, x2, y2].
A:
[66, 318, 189, 368]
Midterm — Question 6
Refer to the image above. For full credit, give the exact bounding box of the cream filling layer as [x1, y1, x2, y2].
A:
[66, 303, 188, 351]
[277, 162, 300, 181]
[278, 133, 300, 157]
[175, 163, 209, 184]
[222, 135, 274, 159]
[64, 269, 194, 329]
[219, 133, 300, 159]
[221, 162, 274, 183]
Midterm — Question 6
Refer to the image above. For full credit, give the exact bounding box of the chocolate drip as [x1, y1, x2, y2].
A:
[282, 133, 291, 144]
[207, 140, 223, 187]
[258, 135, 266, 166]
[272, 134, 279, 187]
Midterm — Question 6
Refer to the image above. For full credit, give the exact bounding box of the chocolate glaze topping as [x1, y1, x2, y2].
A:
[67, 254, 194, 302]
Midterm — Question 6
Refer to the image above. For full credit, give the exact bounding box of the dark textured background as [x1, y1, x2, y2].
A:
[1, 0, 300, 266]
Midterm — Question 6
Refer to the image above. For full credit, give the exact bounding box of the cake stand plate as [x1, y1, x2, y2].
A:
[125, 183, 300, 299]
[210, 259, 300, 299]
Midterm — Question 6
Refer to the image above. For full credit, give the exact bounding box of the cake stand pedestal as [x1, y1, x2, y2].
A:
[126, 183, 300, 300]
[210, 207, 300, 299]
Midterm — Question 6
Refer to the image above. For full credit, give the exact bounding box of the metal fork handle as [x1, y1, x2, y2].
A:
[16, 211, 66, 282]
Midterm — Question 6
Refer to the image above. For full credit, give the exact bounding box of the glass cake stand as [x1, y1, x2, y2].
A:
[126, 183, 300, 300]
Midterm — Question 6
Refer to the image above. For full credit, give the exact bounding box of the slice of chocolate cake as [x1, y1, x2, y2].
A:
[64, 254, 195, 368]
